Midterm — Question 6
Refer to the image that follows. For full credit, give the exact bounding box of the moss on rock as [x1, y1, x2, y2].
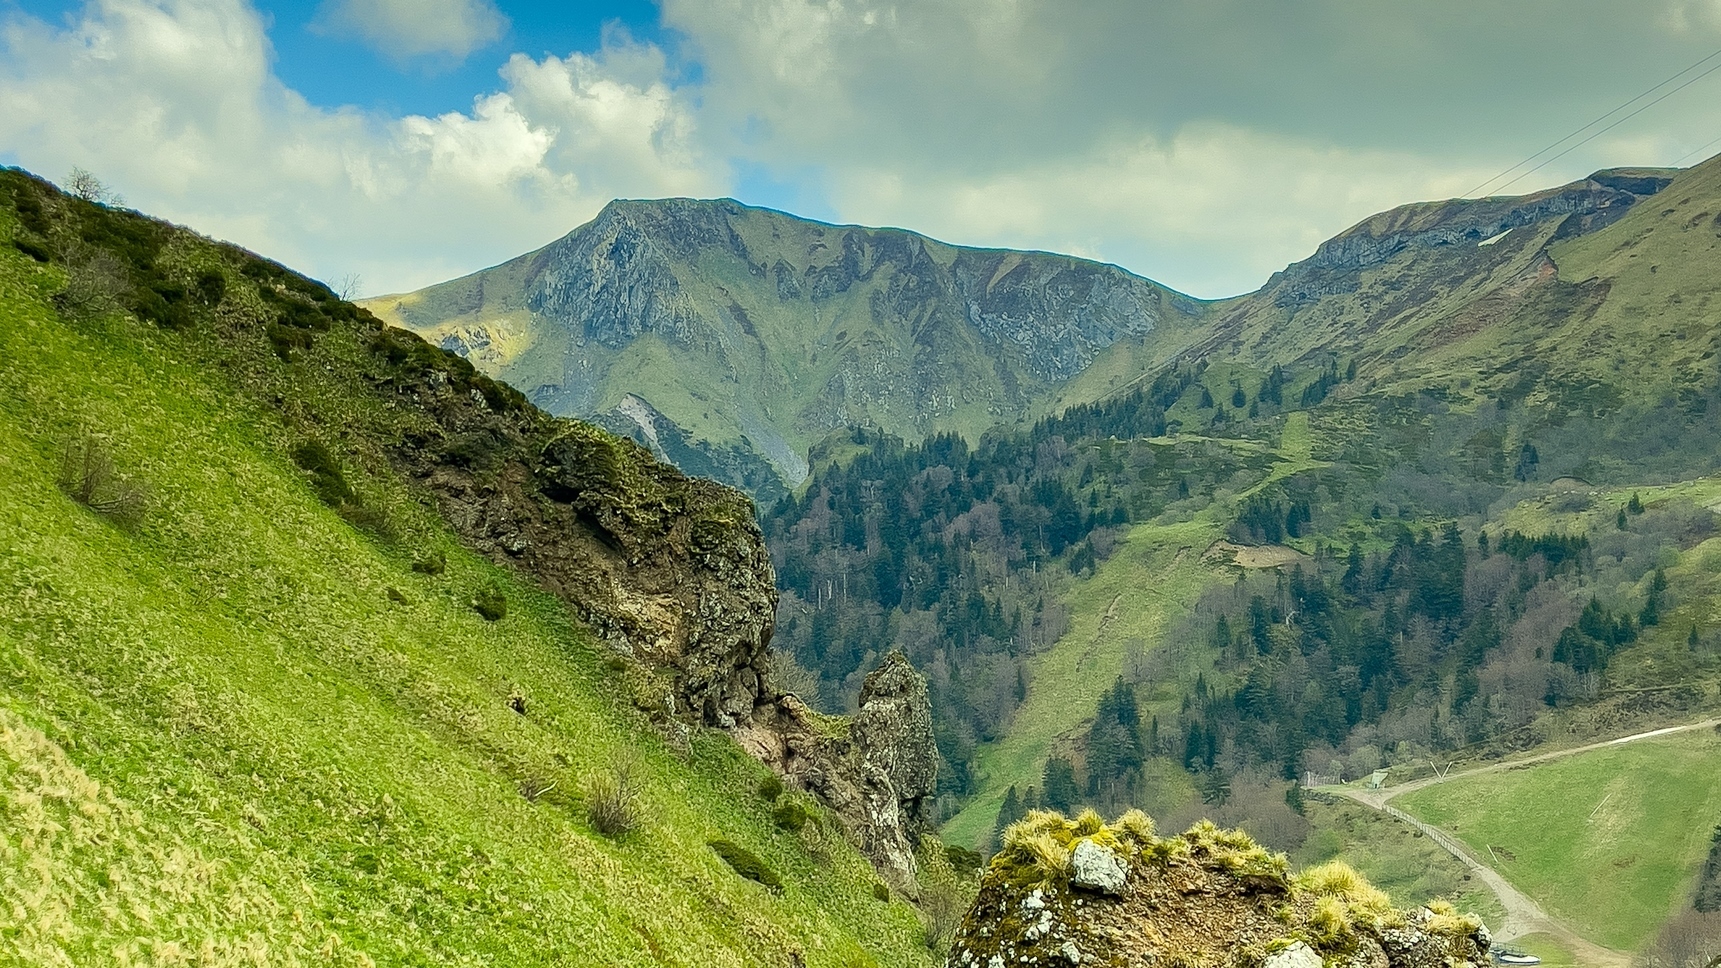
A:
[948, 810, 1488, 968]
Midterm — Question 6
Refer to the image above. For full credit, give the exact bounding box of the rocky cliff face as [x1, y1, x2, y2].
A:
[525, 199, 1170, 381]
[337, 315, 937, 886]
[736, 652, 939, 891]
[373, 198, 1196, 502]
[949, 810, 1489, 968]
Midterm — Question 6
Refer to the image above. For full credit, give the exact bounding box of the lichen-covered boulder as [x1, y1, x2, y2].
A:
[946, 810, 1489, 968]
[1069, 838, 1128, 895]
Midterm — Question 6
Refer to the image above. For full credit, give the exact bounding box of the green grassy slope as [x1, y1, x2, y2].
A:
[1194, 158, 1721, 475]
[0, 190, 932, 966]
[937, 518, 1220, 850]
[1397, 729, 1721, 951]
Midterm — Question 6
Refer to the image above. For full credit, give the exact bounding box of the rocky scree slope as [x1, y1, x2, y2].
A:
[1, 167, 936, 891]
[950, 810, 1488, 968]
[366, 198, 1202, 501]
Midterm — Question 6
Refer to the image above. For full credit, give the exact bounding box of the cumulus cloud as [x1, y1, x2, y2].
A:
[828, 124, 1489, 298]
[0, 0, 721, 295]
[316, 0, 507, 61]
[5, 0, 1721, 299]
[664, 0, 1721, 294]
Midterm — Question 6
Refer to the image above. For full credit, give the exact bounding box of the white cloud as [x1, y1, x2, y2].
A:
[0, 0, 722, 295]
[828, 124, 1491, 298]
[661, 0, 1721, 294]
[316, 0, 506, 60]
[6, 0, 1721, 302]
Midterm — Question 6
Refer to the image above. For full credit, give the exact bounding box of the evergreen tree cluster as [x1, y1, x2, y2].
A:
[761, 362, 1346, 803]
[1160, 523, 1659, 785]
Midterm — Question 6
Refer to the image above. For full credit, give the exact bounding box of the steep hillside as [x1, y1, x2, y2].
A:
[364, 199, 1208, 501]
[1184, 161, 1721, 485]
[758, 158, 1721, 957]
[0, 169, 938, 967]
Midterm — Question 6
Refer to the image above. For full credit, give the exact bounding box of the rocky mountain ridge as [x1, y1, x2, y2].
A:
[1264, 167, 1675, 308]
[367, 198, 1200, 501]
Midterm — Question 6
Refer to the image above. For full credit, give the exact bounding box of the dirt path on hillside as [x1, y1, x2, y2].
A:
[1353, 718, 1721, 808]
[1330, 717, 1719, 967]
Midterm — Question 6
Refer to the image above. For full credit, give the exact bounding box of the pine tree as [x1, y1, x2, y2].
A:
[992, 785, 1023, 846]
[1041, 757, 1080, 813]
[1640, 569, 1667, 628]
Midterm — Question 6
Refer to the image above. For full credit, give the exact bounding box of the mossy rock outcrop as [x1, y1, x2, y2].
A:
[948, 809, 1488, 968]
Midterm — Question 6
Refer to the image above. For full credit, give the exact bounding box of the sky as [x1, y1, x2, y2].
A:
[4, 1, 1721, 299]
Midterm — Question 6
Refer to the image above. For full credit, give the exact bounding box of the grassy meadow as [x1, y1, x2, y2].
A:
[1396, 728, 1721, 951]
[0, 207, 934, 966]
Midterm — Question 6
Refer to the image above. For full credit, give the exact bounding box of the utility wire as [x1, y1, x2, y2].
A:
[1463, 44, 1721, 198]
[1673, 132, 1721, 167]
[1486, 57, 1721, 196]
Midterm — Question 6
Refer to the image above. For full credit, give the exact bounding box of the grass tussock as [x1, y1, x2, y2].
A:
[993, 808, 1284, 889]
[1182, 819, 1289, 879]
[582, 755, 644, 838]
[1291, 860, 1405, 944]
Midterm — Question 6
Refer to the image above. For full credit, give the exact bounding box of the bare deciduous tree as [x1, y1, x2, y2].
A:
[55, 243, 131, 318]
[57, 434, 150, 530]
[334, 273, 364, 301]
[64, 167, 123, 206]
[771, 650, 823, 701]
[1645, 910, 1721, 968]
[582, 752, 644, 838]
[916, 835, 978, 955]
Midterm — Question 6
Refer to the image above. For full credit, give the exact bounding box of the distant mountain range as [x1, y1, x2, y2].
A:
[368, 166, 1701, 503]
[363, 198, 1203, 504]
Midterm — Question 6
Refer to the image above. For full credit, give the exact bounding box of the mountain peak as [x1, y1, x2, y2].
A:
[369, 198, 1193, 500]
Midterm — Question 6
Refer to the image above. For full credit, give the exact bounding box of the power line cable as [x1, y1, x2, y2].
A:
[1463, 44, 1721, 198]
[1672, 132, 1721, 166]
[1485, 56, 1721, 196]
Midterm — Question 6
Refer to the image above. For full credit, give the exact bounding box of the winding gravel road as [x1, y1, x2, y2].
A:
[1328, 717, 1720, 968]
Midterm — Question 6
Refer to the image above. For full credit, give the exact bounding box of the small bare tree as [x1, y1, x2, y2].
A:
[1645, 910, 1721, 968]
[56, 243, 131, 318]
[771, 650, 823, 701]
[334, 273, 364, 301]
[916, 835, 978, 955]
[57, 434, 150, 530]
[64, 167, 123, 206]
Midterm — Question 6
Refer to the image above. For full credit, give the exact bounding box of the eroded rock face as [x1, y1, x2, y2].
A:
[376, 354, 935, 884]
[736, 652, 938, 891]
[948, 815, 1490, 968]
[368, 351, 780, 731]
